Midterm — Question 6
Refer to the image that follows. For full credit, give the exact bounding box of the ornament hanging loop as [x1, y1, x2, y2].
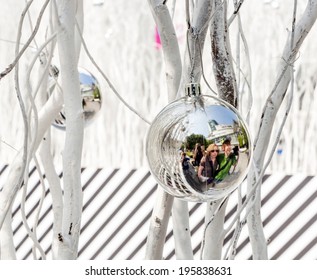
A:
[185, 82, 201, 97]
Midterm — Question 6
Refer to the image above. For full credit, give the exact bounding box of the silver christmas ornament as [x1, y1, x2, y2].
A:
[146, 83, 252, 202]
[51, 67, 102, 130]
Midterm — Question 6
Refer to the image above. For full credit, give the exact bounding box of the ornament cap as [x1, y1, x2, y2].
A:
[185, 83, 201, 97]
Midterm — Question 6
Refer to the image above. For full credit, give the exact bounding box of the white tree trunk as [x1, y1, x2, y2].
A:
[145, 0, 182, 259]
[204, 0, 237, 260]
[172, 0, 215, 259]
[147, 0, 182, 100]
[55, 0, 84, 259]
[178, 0, 213, 96]
[39, 132, 63, 259]
[210, 0, 238, 107]
[247, 0, 317, 259]
[0, 211, 16, 259]
[145, 188, 173, 259]
[171, 199, 193, 259]
[202, 198, 228, 259]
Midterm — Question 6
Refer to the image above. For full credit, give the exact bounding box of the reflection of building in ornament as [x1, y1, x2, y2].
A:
[207, 120, 239, 145]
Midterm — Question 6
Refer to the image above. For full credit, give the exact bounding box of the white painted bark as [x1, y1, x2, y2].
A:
[247, 0, 317, 259]
[39, 132, 63, 259]
[210, 0, 238, 107]
[203, 0, 237, 260]
[147, 0, 182, 100]
[55, 0, 84, 259]
[171, 199, 193, 259]
[36, 51, 64, 259]
[178, 0, 213, 96]
[202, 198, 228, 259]
[0, 82, 63, 233]
[145, 187, 174, 259]
[145, 0, 183, 260]
[0, 210, 16, 259]
[172, 0, 214, 259]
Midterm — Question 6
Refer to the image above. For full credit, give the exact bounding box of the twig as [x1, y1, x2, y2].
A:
[74, 20, 151, 125]
[0, 0, 51, 80]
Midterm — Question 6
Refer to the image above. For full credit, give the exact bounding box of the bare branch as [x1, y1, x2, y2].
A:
[0, 0, 50, 80]
[210, 0, 238, 107]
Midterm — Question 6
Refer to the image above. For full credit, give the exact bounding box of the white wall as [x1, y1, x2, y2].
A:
[0, 0, 317, 174]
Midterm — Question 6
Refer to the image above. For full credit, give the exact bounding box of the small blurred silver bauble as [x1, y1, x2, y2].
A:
[146, 83, 252, 202]
[51, 66, 102, 130]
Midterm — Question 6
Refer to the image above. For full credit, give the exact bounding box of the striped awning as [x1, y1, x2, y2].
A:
[0, 164, 316, 260]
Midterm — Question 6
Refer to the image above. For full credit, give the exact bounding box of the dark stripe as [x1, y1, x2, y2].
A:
[78, 170, 138, 255]
[235, 176, 313, 255]
[0, 164, 8, 176]
[21, 169, 120, 257]
[294, 235, 317, 260]
[261, 175, 292, 206]
[189, 203, 202, 215]
[16, 169, 105, 254]
[13, 188, 50, 237]
[12, 171, 63, 218]
[127, 237, 147, 260]
[271, 212, 317, 259]
[268, 188, 317, 259]
[193, 242, 201, 256]
[264, 176, 314, 227]
[23, 168, 101, 259]
[82, 168, 102, 191]
[108, 210, 154, 259]
[82, 169, 119, 212]
[22, 224, 53, 259]
[90, 178, 155, 259]
[224, 174, 273, 224]
[223, 175, 291, 248]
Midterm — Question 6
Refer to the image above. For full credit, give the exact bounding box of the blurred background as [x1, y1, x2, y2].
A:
[1, 0, 317, 173]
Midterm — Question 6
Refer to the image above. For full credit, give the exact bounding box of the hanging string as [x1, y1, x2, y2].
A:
[75, 20, 151, 125]
[185, 0, 220, 94]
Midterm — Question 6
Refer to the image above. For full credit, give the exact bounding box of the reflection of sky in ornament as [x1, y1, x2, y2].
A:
[204, 105, 238, 125]
[187, 104, 239, 137]
[186, 108, 210, 137]
[79, 71, 96, 86]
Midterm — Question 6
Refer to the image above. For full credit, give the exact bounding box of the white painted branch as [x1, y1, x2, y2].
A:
[39, 132, 63, 259]
[145, 0, 183, 260]
[179, 0, 213, 96]
[169, 0, 214, 260]
[247, 0, 317, 259]
[202, 0, 237, 260]
[75, 21, 151, 124]
[171, 199, 193, 259]
[0, 211, 16, 260]
[210, 0, 238, 107]
[147, 0, 182, 101]
[201, 198, 228, 259]
[55, 0, 84, 259]
[35, 53, 63, 260]
[145, 187, 174, 259]
[0, 0, 58, 232]
[74, 0, 84, 62]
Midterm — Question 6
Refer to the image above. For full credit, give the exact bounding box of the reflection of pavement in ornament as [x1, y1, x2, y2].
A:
[233, 152, 249, 175]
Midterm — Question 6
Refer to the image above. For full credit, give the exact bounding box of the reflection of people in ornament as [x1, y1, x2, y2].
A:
[193, 143, 203, 167]
[198, 144, 219, 184]
[214, 139, 237, 182]
[181, 152, 190, 171]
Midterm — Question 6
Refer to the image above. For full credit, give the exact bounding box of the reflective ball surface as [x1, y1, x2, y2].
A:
[52, 67, 102, 130]
[146, 85, 252, 202]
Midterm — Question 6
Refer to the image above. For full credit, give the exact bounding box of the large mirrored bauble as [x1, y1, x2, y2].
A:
[146, 85, 252, 202]
[52, 67, 102, 130]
